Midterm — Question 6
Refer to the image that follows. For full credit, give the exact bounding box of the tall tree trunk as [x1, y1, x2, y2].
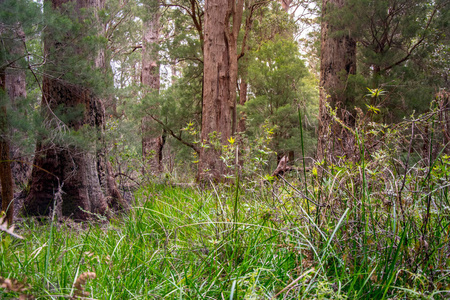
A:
[5, 26, 30, 192]
[141, 3, 164, 175]
[198, 0, 244, 181]
[23, 0, 108, 220]
[95, 0, 128, 210]
[0, 71, 14, 226]
[316, 0, 356, 162]
[0, 18, 27, 226]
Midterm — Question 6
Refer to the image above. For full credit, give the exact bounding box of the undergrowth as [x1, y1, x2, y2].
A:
[1, 100, 450, 299]
[1, 166, 449, 299]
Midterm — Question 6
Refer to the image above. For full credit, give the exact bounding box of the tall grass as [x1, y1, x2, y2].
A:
[1, 105, 450, 299]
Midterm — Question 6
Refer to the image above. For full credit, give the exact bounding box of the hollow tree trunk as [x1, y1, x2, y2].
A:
[316, 0, 356, 162]
[198, 0, 244, 181]
[141, 3, 164, 175]
[23, 0, 108, 220]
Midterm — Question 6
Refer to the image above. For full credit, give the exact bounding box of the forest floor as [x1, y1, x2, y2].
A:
[1, 163, 450, 299]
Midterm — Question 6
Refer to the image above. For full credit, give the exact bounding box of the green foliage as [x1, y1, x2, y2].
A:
[2, 114, 450, 298]
[41, 1, 108, 93]
[244, 36, 318, 158]
[325, 0, 450, 122]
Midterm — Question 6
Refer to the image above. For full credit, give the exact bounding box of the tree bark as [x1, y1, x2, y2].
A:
[198, 0, 244, 181]
[141, 3, 164, 175]
[316, 0, 356, 162]
[0, 71, 14, 226]
[280, 0, 292, 12]
[5, 26, 30, 191]
[23, 0, 109, 220]
[0, 16, 26, 226]
[95, 0, 128, 211]
[237, 79, 248, 133]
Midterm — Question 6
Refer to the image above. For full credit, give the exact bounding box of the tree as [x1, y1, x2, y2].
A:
[5, 26, 29, 190]
[244, 36, 317, 160]
[333, 0, 450, 122]
[198, 0, 245, 181]
[0, 0, 38, 225]
[23, 0, 110, 220]
[141, 0, 165, 175]
[316, 0, 356, 162]
[0, 70, 14, 225]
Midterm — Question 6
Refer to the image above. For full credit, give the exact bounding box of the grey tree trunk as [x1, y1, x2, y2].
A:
[237, 80, 248, 134]
[141, 3, 164, 175]
[95, 0, 128, 210]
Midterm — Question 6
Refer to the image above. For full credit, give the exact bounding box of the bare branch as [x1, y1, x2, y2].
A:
[147, 114, 200, 153]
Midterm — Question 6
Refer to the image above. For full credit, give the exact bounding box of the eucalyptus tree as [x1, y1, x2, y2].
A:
[197, 0, 245, 180]
[244, 37, 317, 160]
[23, 0, 112, 219]
[141, 0, 165, 175]
[0, 0, 41, 225]
[316, 0, 450, 162]
[316, 0, 356, 162]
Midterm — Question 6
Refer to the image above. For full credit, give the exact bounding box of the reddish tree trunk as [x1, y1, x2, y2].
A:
[141, 4, 164, 175]
[198, 0, 244, 181]
[23, 0, 109, 220]
[317, 0, 356, 162]
[280, 0, 292, 12]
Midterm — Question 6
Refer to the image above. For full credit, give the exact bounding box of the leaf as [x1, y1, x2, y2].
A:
[365, 104, 380, 114]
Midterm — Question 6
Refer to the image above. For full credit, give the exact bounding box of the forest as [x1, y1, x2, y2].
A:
[0, 0, 450, 298]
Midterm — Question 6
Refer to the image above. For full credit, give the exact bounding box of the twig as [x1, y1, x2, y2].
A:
[272, 268, 315, 299]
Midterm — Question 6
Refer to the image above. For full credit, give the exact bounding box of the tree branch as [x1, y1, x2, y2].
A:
[148, 115, 200, 153]
[381, 5, 439, 72]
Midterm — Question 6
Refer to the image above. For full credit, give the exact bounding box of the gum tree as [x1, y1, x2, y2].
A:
[23, 0, 110, 219]
[316, 0, 356, 162]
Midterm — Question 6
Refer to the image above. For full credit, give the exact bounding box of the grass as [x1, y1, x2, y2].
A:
[1, 165, 449, 299]
[2, 112, 450, 299]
